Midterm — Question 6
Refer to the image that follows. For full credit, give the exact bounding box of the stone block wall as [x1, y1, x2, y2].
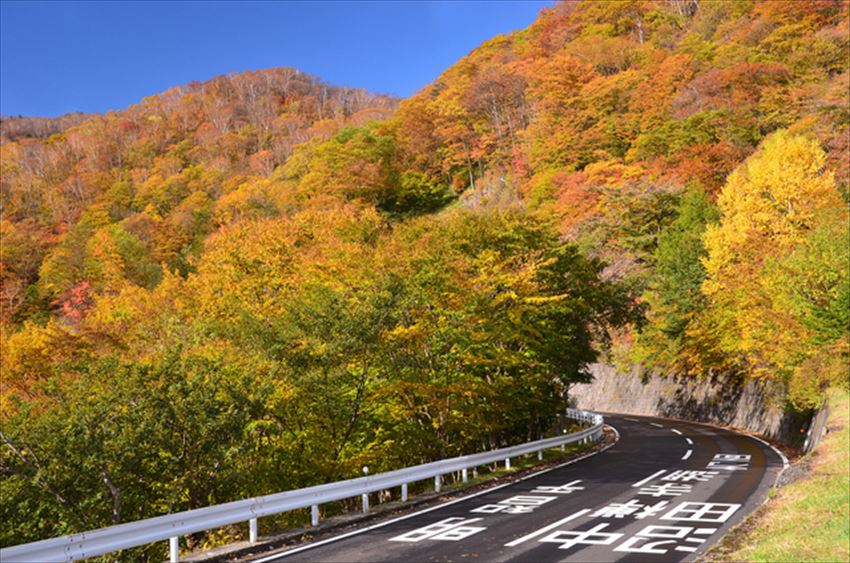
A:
[569, 363, 820, 451]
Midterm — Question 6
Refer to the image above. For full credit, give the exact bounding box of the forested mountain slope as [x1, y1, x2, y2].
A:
[1, 68, 396, 324]
[0, 114, 94, 143]
[1, 0, 847, 556]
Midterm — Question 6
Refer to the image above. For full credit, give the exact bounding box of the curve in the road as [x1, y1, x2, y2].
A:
[245, 415, 785, 563]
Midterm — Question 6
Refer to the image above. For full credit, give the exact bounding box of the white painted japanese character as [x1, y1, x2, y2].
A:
[531, 480, 584, 495]
[637, 482, 692, 497]
[471, 495, 556, 515]
[592, 499, 642, 518]
[634, 500, 671, 519]
[539, 522, 624, 550]
[662, 470, 719, 482]
[707, 453, 751, 471]
[592, 499, 671, 519]
[674, 528, 719, 553]
[661, 502, 741, 524]
[471, 504, 514, 514]
[502, 495, 557, 506]
[389, 517, 486, 542]
[615, 525, 692, 554]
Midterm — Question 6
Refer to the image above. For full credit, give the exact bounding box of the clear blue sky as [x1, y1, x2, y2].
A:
[0, 0, 553, 117]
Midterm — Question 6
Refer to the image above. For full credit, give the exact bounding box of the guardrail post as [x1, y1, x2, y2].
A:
[537, 450, 543, 461]
[311, 504, 319, 526]
[401, 483, 408, 501]
[462, 468, 468, 483]
[505, 457, 511, 469]
[169, 536, 179, 563]
[434, 475, 441, 493]
[361, 466, 370, 512]
[249, 518, 258, 543]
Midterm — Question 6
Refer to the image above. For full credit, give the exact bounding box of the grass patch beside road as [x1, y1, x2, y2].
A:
[714, 388, 849, 562]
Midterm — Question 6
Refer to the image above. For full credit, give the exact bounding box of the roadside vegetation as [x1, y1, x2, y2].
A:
[710, 388, 849, 563]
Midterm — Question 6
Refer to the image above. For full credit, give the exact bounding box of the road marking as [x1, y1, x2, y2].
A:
[661, 502, 741, 523]
[650, 422, 664, 428]
[251, 482, 517, 562]
[662, 470, 718, 482]
[632, 469, 667, 488]
[503, 509, 591, 547]
[681, 449, 693, 460]
[671, 429, 683, 435]
[624, 417, 639, 422]
[591, 499, 669, 519]
[707, 453, 750, 471]
[389, 517, 486, 542]
[254, 428, 620, 561]
[686, 438, 694, 445]
[637, 483, 691, 497]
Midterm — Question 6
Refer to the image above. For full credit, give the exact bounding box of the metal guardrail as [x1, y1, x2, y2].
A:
[1, 408, 603, 562]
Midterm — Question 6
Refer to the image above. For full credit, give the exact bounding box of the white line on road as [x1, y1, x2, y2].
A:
[251, 481, 518, 562]
[747, 434, 790, 469]
[650, 422, 664, 428]
[686, 438, 694, 445]
[624, 417, 639, 422]
[503, 509, 591, 547]
[632, 469, 667, 488]
[671, 429, 683, 435]
[682, 449, 693, 460]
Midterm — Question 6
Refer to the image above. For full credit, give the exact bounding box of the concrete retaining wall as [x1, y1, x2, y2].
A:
[570, 363, 821, 451]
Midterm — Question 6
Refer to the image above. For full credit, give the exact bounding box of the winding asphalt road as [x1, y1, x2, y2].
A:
[246, 414, 786, 563]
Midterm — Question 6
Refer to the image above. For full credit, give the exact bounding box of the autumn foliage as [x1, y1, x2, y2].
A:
[1, 0, 848, 555]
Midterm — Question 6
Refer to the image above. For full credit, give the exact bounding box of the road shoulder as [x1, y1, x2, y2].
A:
[701, 387, 849, 563]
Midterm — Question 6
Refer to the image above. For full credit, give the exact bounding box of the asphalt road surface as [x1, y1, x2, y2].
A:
[247, 414, 787, 563]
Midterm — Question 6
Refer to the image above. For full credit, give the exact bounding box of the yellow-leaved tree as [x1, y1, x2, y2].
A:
[700, 130, 848, 404]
